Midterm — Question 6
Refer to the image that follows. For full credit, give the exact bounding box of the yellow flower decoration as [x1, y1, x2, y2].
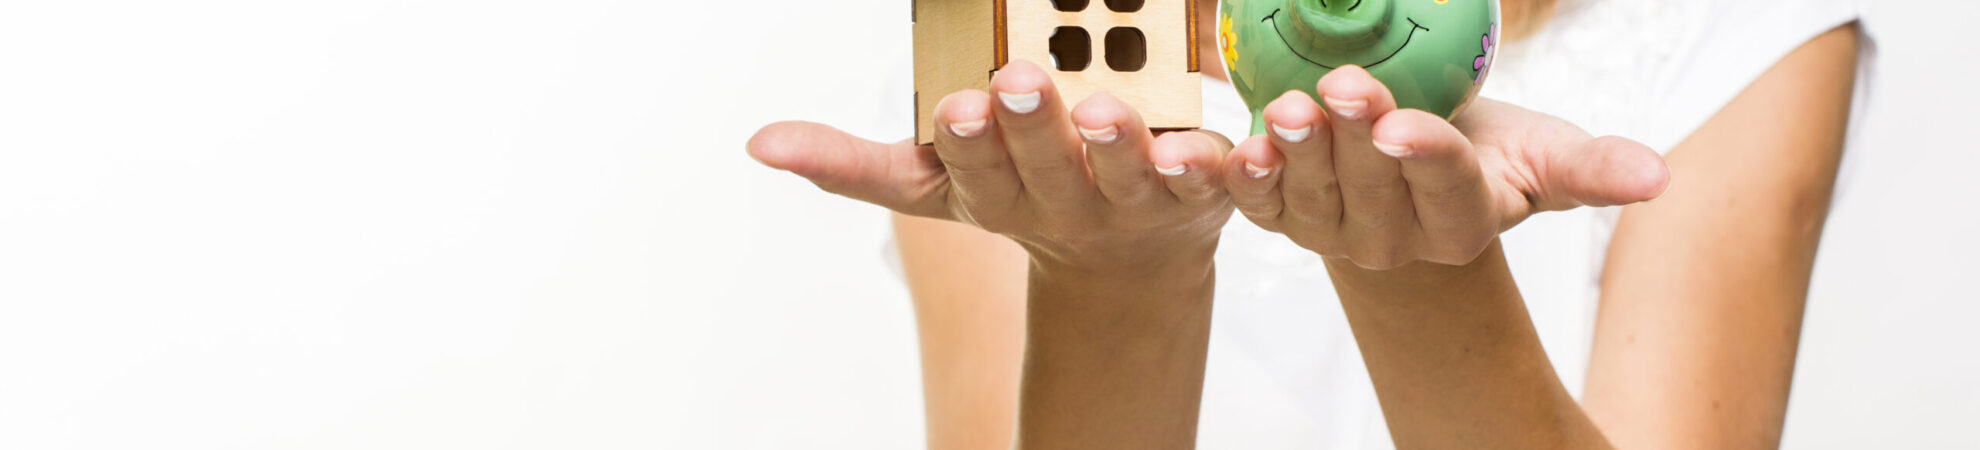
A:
[1219, 14, 1239, 68]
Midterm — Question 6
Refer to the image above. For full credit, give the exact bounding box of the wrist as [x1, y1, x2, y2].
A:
[1025, 243, 1217, 323]
[1023, 234, 1220, 278]
[1322, 239, 1513, 306]
[1015, 254, 1217, 450]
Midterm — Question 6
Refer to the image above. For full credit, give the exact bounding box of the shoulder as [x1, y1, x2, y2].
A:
[1637, 0, 1867, 152]
[1481, 0, 1868, 153]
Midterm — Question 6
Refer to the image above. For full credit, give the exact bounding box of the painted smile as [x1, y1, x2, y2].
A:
[1264, 9, 1429, 70]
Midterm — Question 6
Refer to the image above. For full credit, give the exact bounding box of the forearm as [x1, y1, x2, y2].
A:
[1325, 240, 1611, 450]
[894, 214, 1027, 450]
[1015, 253, 1217, 450]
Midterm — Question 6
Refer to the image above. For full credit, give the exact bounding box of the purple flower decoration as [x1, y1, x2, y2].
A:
[1473, 23, 1497, 81]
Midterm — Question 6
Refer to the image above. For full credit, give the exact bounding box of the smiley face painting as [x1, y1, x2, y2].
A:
[1219, 0, 1499, 135]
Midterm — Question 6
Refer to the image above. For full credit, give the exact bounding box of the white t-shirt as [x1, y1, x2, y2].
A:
[1196, 0, 1872, 447]
[874, 0, 1873, 447]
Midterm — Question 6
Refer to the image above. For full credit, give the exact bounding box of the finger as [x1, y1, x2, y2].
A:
[1261, 90, 1340, 229]
[1542, 136, 1671, 209]
[989, 60, 1096, 209]
[1316, 65, 1414, 268]
[1071, 93, 1162, 205]
[931, 90, 1025, 222]
[747, 121, 950, 218]
[1150, 130, 1232, 206]
[1224, 135, 1286, 231]
[1371, 109, 1496, 263]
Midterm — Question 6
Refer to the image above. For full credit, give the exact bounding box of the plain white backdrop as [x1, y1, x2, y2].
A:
[0, 0, 1973, 448]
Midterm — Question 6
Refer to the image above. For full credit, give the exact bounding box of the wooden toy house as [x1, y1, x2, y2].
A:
[912, 0, 1203, 144]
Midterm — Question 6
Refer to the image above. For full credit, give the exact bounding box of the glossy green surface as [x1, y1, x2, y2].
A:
[1218, 0, 1498, 135]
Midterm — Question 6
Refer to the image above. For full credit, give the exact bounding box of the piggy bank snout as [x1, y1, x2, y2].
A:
[1286, 0, 1391, 50]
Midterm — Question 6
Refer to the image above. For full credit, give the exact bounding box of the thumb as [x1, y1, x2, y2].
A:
[1541, 136, 1672, 209]
[747, 121, 951, 218]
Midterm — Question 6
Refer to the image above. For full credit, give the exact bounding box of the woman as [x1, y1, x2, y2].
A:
[748, 0, 1870, 447]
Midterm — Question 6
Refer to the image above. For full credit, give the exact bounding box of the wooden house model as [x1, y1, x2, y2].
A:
[912, 0, 1203, 144]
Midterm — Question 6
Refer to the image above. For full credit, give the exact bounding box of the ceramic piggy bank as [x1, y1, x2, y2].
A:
[1218, 0, 1499, 135]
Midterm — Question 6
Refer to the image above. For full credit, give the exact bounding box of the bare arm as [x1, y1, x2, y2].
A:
[1316, 24, 1859, 449]
[1223, 23, 1859, 449]
[753, 60, 1231, 449]
[897, 201, 1220, 450]
[1324, 242, 1611, 449]
[1583, 24, 1860, 448]
[892, 213, 1025, 450]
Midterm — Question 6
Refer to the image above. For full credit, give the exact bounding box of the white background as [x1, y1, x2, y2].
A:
[0, 0, 1974, 448]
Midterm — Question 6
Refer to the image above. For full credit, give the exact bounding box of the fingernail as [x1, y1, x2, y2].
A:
[1270, 123, 1311, 143]
[1156, 164, 1189, 176]
[1324, 96, 1366, 120]
[949, 119, 986, 138]
[1245, 162, 1274, 179]
[1372, 140, 1411, 158]
[1078, 125, 1119, 144]
[999, 91, 1041, 114]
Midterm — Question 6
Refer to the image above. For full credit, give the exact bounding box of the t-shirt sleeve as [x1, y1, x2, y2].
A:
[1637, 0, 1867, 152]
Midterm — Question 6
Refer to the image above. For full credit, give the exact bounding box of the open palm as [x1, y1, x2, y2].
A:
[1223, 66, 1670, 269]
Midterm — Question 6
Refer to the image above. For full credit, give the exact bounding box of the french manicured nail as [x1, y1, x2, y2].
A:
[949, 119, 986, 138]
[1271, 123, 1311, 143]
[1078, 125, 1119, 144]
[1324, 96, 1366, 120]
[1372, 140, 1411, 158]
[1245, 162, 1274, 179]
[1156, 164, 1189, 176]
[999, 91, 1041, 114]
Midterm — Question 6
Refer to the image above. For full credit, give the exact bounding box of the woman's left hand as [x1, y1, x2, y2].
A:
[1225, 66, 1672, 269]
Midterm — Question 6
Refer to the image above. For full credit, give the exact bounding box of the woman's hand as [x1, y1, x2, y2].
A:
[752, 60, 1234, 449]
[1224, 66, 1670, 269]
[749, 60, 1235, 273]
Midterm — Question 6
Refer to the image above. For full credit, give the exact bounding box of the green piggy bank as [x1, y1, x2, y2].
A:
[1218, 0, 1499, 135]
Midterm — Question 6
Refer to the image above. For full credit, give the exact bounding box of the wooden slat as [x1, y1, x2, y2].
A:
[1000, 1, 1201, 131]
[1186, 0, 1198, 72]
[913, 0, 999, 144]
[916, 1, 1202, 144]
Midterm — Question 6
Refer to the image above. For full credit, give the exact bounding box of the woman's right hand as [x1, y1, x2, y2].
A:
[1223, 66, 1671, 270]
[748, 60, 1235, 273]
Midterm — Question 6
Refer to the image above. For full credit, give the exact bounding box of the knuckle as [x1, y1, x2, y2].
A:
[1280, 184, 1340, 222]
[1413, 181, 1478, 206]
[1172, 181, 1222, 203]
[1415, 183, 1469, 204]
[1339, 176, 1402, 201]
[1234, 197, 1283, 218]
[1345, 208, 1406, 230]
[1282, 208, 1337, 232]
[1105, 187, 1164, 206]
[1239, 208, 1282, 230]
[1283, 181, 1337, 205]
[1010, 154, 1080, 174]
[936, 149, 1010, 175]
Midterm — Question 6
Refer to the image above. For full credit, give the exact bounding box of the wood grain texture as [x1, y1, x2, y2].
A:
[1004, 1, 1200, 133]
[914, 0, 998, 144]
[915, 0, 1201, 144]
